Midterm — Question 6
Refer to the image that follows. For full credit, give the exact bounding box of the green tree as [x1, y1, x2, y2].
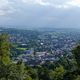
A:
[75, 75, 80, 80]
[37, 66, 50, 80]
[0, 62, 9, 79]
[0, 34, 11, 65]
[72, 45, 80, 67]
[26, 67, 38, 80]
[24, 75, 32, 80]
[8, 60, 25, 80]
[49, 65, 65, 80]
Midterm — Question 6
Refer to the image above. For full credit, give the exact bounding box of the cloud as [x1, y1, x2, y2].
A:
[22, 0, 80, 9]
[0, 0, 15, 16]
[66, 0, 80, 7]
[0, 0, 80, 16]
[36, 0, 50, 6]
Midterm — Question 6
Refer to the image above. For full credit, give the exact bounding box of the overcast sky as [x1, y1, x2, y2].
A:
[0, 0, 80, 29]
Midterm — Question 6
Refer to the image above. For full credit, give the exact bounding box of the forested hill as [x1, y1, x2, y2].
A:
[0, 33, 80, 80]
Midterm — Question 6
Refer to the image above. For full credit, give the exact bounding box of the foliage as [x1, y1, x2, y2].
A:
[72, 45, 80, 67]
[0, 34, 11, 65]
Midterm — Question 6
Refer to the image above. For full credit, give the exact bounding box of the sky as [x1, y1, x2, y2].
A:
[0, 0, 80, 29]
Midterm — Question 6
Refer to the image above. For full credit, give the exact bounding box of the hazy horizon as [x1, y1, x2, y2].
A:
[0, 0, 80, 29]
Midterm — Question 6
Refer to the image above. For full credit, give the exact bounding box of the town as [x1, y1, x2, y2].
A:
[0, 28, 80, 66]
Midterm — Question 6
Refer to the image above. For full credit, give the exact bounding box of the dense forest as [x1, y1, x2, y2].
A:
[0, 34, 80, 80]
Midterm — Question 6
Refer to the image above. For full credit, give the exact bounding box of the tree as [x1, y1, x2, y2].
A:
[26, 67, 38, 80]
[49, 65, 65, 80]
[8, 60, 25, 80]
[24, 75, 32, 80]
[17, 60, 25, 80]
[75, 75, 80, 80]
[0, 62, 9, 79]
[0, 34, 11, 65]
[72, 45, 80, 67]
[37, 66, 49, 80]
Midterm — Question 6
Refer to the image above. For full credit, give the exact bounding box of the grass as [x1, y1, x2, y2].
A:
[16, 48, 27, 51]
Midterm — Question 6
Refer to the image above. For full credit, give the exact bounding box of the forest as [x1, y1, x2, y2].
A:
[0, 34, 80, 80]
